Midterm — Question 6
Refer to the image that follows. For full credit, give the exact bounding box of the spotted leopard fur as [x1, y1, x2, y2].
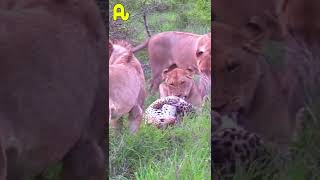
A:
[212, 112, 269, 177]
[144, 96, 194, 128]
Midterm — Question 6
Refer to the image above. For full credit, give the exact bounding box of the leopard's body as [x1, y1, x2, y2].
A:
[212, 127, 268, 177]
[144, 96, 194, 128]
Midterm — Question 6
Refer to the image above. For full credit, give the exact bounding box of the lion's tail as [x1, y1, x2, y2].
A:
[132, 39, 149, 53]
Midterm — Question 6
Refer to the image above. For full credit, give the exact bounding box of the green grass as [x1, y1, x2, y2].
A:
[109, 100, 211, 180]
[108, 1, 211, 179]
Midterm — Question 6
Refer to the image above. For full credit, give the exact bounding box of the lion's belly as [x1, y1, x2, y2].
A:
[109, 65, 141, 117]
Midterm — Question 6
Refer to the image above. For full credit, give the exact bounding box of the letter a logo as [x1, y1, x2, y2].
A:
[113, 4, 129, 21]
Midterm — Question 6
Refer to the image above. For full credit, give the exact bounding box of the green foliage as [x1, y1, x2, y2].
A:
[109, 0, 211, 43]
[187, 0, 211, 26]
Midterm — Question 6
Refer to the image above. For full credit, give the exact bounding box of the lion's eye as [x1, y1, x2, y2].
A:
[196, 51, 204, 57]
[169, 83, 174, 86]
[227, 62, 240, 72]
[180, 81, 185, 85]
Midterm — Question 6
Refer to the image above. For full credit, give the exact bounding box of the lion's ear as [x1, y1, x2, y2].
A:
[241, 16, 269, 54]
[245, 16, 266, 38]
[243, 16, 270, 49]
[162, 69, 169, 80]
[167, 63, 178, 71]
[243, 12, 283, 52]
[186, 65, 198, 78]
[276, 0, 290, 36]
[277, 0, 289, 16]
[162, 63, 178, 80]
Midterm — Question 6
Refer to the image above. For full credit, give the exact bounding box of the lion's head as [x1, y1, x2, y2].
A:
[160, 64, 198, 99]
[212, 22, 267, 115]
[196, 32, 211, 78]
[109, 39, 134, 65]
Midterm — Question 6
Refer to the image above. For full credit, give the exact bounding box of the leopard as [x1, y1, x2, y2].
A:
[144, 96, 195, 129]
[211, 111, 271, 179]
[212, 112, 269, 178]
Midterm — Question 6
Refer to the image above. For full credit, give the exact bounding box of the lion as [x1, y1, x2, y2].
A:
[132, 31, 211, 99]
[277, 0, 320, 95]
[196, 33, 211, 78]
[195, 33, 211, 98]
[0, 0, 107, 179]
[214, 0, 283, 41]
[109, 40, 146, 133]
[159, 64, 203, 108]
[212, 22, 304, 148]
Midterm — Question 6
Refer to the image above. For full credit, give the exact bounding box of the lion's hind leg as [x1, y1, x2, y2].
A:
[128, 105, 143, 133]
